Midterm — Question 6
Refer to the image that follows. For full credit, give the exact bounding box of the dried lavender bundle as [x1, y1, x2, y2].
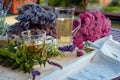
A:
[8, 3, 58, 39]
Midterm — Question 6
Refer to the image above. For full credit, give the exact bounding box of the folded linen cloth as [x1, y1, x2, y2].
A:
[88, 35, 120, 49]
[88, 35, 120, 62]
[100, 37, 120, 62]
[67, 50, 120, 80]
[67, 35, 120, 80]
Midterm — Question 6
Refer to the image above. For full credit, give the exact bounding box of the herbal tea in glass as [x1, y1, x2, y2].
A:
[55, 8, 75, 46]
[21, 30, 46, 59]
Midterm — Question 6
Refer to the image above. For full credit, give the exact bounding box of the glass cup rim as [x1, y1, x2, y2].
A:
[55, 7, 75, 11]
[21, 30, 46, 37]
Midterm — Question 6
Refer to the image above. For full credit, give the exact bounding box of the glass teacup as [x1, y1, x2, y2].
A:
[21, 30, 46, 57]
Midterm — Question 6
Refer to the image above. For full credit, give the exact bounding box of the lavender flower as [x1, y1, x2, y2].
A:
[0, 0, 12, 15]
[0, 0, 12, 37]
[58, 45, 76, 52]
[47, 60, 62, 69]
[31, 70, 41, 80]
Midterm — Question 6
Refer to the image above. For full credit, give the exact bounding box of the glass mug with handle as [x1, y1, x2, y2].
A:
[55, 7, 75, 46]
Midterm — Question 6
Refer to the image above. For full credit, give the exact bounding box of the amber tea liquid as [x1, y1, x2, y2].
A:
[25, 40, 44, 56]
[56, 18, 73, 45]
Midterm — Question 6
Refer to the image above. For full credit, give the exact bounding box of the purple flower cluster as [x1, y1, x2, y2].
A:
[73, 10, 111, 49]
[73, 36, 84, 49]
[31, 70, 40, 80]
[58, 45, 76, 52]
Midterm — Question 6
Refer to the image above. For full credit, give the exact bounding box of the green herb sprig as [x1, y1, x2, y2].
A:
[0, 36, 64, 73]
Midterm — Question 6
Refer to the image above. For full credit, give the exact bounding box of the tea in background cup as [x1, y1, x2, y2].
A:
[55, 7, 75, 46]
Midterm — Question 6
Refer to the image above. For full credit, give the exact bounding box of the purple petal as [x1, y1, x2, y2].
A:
[47, 61, 62, 69]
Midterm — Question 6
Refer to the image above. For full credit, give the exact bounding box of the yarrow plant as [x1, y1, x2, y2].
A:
[73, 10, 111, 49]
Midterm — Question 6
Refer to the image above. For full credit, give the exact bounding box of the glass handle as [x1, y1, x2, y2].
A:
[72, 18, 81, 37]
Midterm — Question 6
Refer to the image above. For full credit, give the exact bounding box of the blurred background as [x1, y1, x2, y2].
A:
[48, 0, 120, 13]
[4, 0, 120, 28]
[4, 0, 120, 14]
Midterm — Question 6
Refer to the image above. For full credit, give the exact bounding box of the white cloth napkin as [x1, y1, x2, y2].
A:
[100, 37, 120, 62]
[88, 35, 111, 49]
[88, 35, 120, 63]
[65, 35, 120, 80]
[66, 50, 120, 80]
[66, 35, 120, 80]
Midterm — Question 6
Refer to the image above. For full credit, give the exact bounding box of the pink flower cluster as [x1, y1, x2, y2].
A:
[73, 10, 111, 49]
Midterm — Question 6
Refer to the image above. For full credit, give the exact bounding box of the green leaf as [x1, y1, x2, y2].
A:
[0, 48, 16, 59]
[7, 40, 16, 53]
